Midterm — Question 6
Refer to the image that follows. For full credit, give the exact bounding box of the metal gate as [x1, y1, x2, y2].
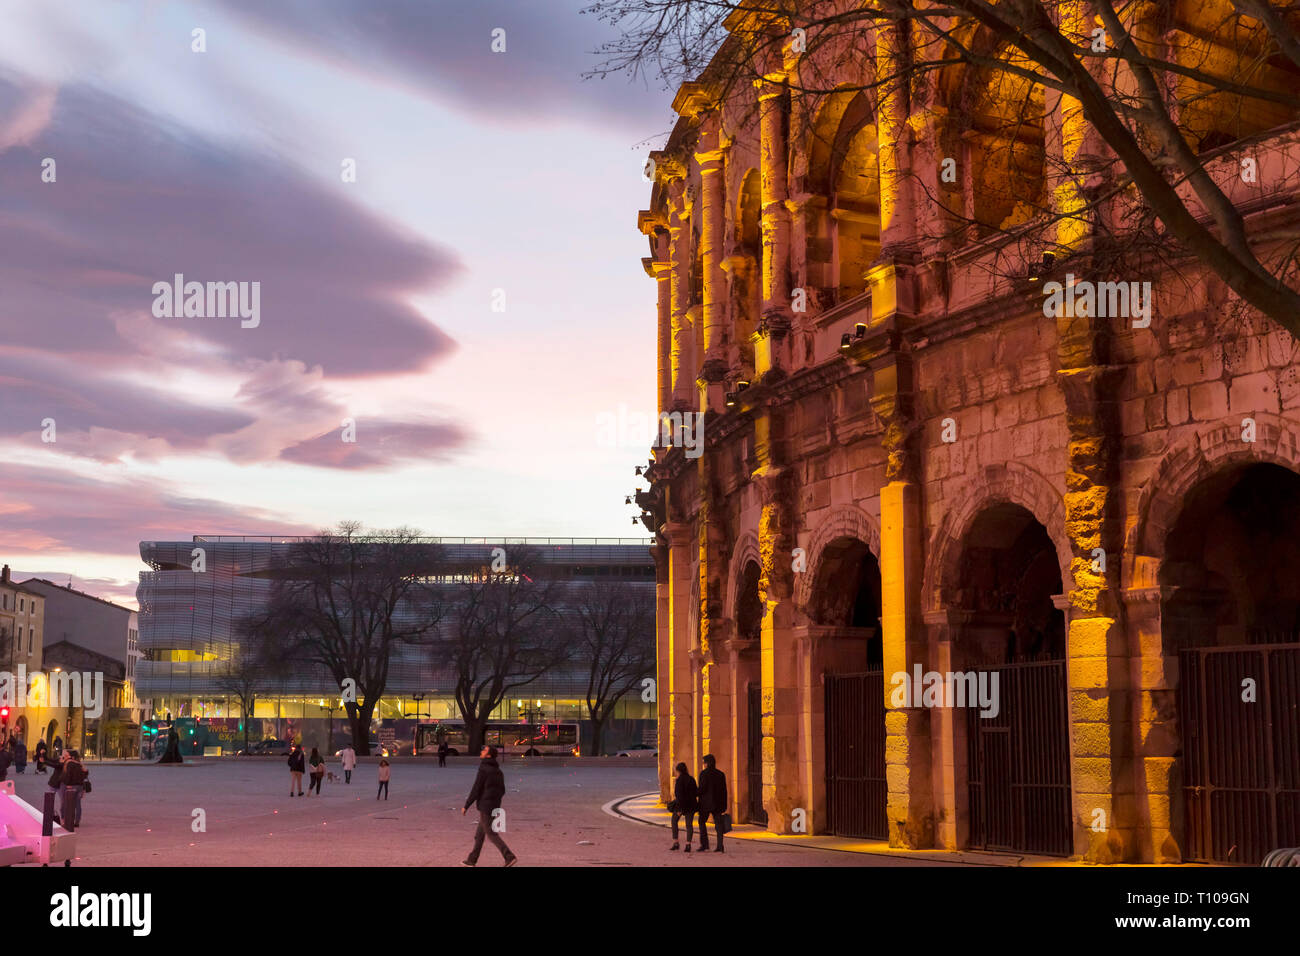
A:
[966, 659, 1072, 856]
[1181, 644, 1300, 864]
[747, 683, 767, 825]
[825, 672, 887, 839]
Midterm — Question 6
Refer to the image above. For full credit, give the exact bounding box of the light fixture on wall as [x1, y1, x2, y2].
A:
[840, 332, 852, 351]
[1029, 252, 1056, 283]
[725, 392, 737, 407]
[854, 323, 867, 339]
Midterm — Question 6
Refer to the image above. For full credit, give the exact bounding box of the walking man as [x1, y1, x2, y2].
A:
[340, 743, 356, 784]
[460, 745, 517, 867]
[697, 753, 728, 852]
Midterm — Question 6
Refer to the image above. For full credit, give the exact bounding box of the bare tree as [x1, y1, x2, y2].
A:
[243, 523, 445, 757]
[432, 547, 571, 754]
[215, 628, 273, 755]
[588, 0, 1300, 338]
[570, 579, 656, 756]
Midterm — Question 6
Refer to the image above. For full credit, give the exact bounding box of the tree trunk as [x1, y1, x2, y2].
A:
[347, 699, 376, 755]
[591, 715, 607, 757]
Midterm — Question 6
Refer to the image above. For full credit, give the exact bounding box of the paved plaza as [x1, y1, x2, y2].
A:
[5, 758, 899, 867]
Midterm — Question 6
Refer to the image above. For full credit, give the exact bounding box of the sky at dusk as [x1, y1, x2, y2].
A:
[0, 0, 672, 607]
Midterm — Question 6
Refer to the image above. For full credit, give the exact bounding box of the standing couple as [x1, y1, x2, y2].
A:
[669, 754, 728, 853]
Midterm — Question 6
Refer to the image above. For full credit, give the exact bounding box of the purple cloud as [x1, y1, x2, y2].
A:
[213, 0, 669, 133]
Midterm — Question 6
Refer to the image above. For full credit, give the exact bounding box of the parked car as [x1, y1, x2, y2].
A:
[614, 744, 658, 757]
[240, 738, 291, 756]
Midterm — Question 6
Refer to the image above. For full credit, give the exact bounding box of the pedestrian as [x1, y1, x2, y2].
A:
[0, 742, 11, 782]
[47, 752, 66, 824]
[60, 749, 88, 831]
[437, 740, 449, 768]
[288, 744, 305, 797]
[697, 753, 728, 852]
[376, 758, 390, 800]
[34, 738, 47, 773]
[308, 747, 325, 795]
[668, 761, 698, 853]
[340, 743, 356, 784]
[460, 744, 517, 867]
[14, 737, 26, 773]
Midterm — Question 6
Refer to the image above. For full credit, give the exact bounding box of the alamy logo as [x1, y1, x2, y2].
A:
[1042, 274, 1152, 328]
[151, 273, 260, 328]
[595, 404, 705, 459]
[49, 886, 151, 936]
[890, 665, 1000, 718]
[0, 666, 104, 718]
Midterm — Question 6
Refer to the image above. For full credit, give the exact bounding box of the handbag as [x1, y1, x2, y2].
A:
[83, 778, 92, 794]
[667, 799, 679, 813]
[718, 812, 731, 834]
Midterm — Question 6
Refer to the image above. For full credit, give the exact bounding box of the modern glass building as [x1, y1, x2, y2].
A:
[136, 536, 657, 754]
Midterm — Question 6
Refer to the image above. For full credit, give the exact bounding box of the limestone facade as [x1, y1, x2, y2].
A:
[637, 3, 1300, 862]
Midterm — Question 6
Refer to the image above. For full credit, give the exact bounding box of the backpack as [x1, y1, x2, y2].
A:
[63, 762, 87, 786]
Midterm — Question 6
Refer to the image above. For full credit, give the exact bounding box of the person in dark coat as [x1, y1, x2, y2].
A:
[669, 762, 698, 852]
[34, 738, 47, 773]
[287, 744, 306, 796]
[697, 753, 728, 852]
[437, 740, 449, 768]
[460, 745, 517, 866]
[0, 743, 11, 782]
[13, 738, 26, 773]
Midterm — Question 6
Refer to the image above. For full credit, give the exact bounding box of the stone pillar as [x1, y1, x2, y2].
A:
[697, 128, 729, 413]
[667, 178, 695, 410]
[795, 626, 830, 832]
[653, 541, 672, 801]
[638, 211, 672, 416]
[875, 20, 915, 255]
[869, 345, 934, 848]
[665, 521, 696, 773]
[1056, 301, 1134, 862]
[924, 609, 972, 849]
[757, 76, 790, 315]
[1126, 586, 1181, 862]
[754, 403, 800, 830]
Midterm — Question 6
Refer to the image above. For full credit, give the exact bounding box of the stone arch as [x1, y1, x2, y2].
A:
[795, 504, 882, 612]
[1126, 414, 1300, 584]
[935, 22, 1046, 239]
[725, 530, 762, 621]
[924, 462, 1070, 612]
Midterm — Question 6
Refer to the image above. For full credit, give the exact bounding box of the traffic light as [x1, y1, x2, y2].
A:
[0, 706, 9, 727]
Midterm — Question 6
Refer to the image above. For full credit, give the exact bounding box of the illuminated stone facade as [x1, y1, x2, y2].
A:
[638, 4, 1300, 863]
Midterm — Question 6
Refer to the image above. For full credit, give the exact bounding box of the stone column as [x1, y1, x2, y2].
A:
[875, 20, 915, 255]
[638, 211, 672, 415]
[665, 521, 696, 773]
[666, 177, 695, 410]
[757, 76, 790, 315]
[697, 128, 729, 413]
[924, 609, 972, 849]
[754, 402, 800, 831]
[1056, 302, 1134, 862]
[871, 349, 934, 848]
[653, 541, 672, 801]
[794, 626, 830, 832]
[1126, 585, 1180, 862]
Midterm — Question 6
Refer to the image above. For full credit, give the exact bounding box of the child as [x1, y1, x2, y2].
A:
[377, 758, 390, 800]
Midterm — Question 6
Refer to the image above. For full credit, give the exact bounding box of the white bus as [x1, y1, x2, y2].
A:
[413, 719, 580, 756]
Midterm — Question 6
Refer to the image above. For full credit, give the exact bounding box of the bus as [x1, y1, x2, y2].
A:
[413, 719, 580, 756]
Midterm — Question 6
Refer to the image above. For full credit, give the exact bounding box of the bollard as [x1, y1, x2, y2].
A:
[42, 791, 54, 837]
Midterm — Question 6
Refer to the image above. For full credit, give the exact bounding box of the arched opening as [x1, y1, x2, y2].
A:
[949, 503, 1071, 856]
[812, 537, 886, 839]
[1159, 462, 1300, 863]
[958, 44, 1046, 238]
[807, 90, 882, 305]
[735, 559, 765, 824]
[1171, 0, 1300, 154]
[46, 719, 58, 747]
